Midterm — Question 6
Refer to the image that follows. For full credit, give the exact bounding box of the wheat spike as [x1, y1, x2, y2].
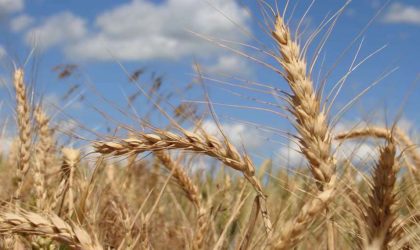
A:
[0, 209, 102, 250]
[272, 12, 337, 249]
[13, 68, 32, 203]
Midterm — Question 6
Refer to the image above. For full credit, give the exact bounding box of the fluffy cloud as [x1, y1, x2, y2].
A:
[383, 3, 420, 25]
[10, 14, 34, 32]
[275, 135, 379, 168]
[200, 120, 265, 150]
[24, 0, 250, 61]
[0, 0, 24, 15]
[276, 142, 306, 167]
[205, 55, 251, 76]
[25, 12, 87, 50]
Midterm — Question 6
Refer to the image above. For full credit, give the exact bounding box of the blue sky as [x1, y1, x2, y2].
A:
[0, 0, 419, 165]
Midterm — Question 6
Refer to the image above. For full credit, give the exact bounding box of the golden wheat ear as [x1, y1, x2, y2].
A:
[270, 10, 337, 249]
[0, 208, 103, 250]
[94, 128, 273, 236]
[33, 106, 51, 211]
[13, 68, 32, 205]
[364, 138, 399, 249]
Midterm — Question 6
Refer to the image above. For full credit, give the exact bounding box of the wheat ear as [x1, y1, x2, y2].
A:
[62, 148, 79, 218]
[13, 68, 32, 203]
[155, 151, 201, 210]
[34, 107, 51, 210]
[0, 209, 102, 250]
[364, 139, 399, 249]
[272, 11, 335, 192]
[154, 151, 212, 249]
[272, 13, 337, 248]
[94, 129, 273, 236]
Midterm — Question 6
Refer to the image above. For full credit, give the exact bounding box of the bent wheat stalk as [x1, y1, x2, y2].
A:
[94, 128, 273, 236]
[335, 126, 419, 173]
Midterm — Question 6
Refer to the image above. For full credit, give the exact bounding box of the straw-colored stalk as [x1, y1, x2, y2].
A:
[193, 208, 209, 250]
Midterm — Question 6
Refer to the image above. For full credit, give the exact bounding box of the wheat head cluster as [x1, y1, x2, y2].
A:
[0, 2, 419, 250]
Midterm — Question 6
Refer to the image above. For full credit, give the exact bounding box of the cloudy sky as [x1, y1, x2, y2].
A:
[0, 0, 419, 166]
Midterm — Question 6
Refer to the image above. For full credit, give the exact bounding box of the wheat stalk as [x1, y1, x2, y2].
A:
[94, 128, 273, 236]
[335, 126, 391, 140]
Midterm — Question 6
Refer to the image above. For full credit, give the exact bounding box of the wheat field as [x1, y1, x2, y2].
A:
[0, 1, 419, 250]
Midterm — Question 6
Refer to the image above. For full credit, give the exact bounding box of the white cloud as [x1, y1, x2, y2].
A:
[275, 137, 379, 168]
[10, 14, 34, 32]
[0, 136, 15, 155]
[205, 55, 251, 75]
[383, 3, 420, 25]
[335, 140, 378, 164]
[25, 12, 87, 50]
[0, 0, 24, 14]
[276, 142, 306, 167]
[21, 0, 250, 61]
[200, 120, 265, 150]
[275, 119, 388, 168]
[62, 0, 250, 61]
